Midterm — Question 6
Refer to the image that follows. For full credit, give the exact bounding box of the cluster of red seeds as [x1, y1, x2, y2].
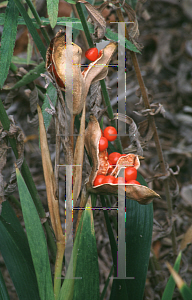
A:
[93, 126, 141, 186]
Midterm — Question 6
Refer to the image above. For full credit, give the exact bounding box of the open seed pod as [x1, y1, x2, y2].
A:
[46, 30, 117, 116]
[85, 115, 161, 205]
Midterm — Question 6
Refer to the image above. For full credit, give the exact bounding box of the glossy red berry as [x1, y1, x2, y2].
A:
[124, 167, 137, 182]
[98, 50, 102, 58]
[114, 177, 125, 184]
[102, 175, 115, 184]
[93, 175, 105, 186]
[108, 152, 121, 165]
[103, 126, 117, 142]
[126, 179, 140, 185]
[99, 137, 108, 152]
[85, 47, 98, 61]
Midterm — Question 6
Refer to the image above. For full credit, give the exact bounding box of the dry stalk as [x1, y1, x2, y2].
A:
[116, 7, 177, 257]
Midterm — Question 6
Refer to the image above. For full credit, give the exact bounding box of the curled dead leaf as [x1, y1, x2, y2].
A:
[85, 115, 160, 204]
[78, 0, 106, 41]
[123, 3, 143, 52]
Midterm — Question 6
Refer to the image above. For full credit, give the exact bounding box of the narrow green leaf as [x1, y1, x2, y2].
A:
[59, 201, 100, 300]
[72, 0, 95, 41]
[0, 0, 19, 88]
[46, 0, 59, 28]
[100, 196, 128, 300]
[16, 168, 54, 300]
[162, 251, 182, 300]
[0, 202, 40, 300]
[0, 14, 95, 32]
[180, 284, 192, 300]
[13, 0, 46, 60]
[42, 83, 57, 131]
[190, 279, 192, 292]
[0, 10, 139, 54]
[12, 55, 37, 65]
[100, 265, 114, 300]
[105, 28, 140, 53]
[107, 173, 154, 300]
[1, 200, 26, 241]
[127, 0, 138, 10]
[73, 203, 100, 300]
[10, 62, 45, 90]
[0, 268, 10, 300]
[59, 214, 84, 300]
[100, 195, 117, 275]
[0, 97, 56, 262]
[65, 0, 76, 3]
[125, 172, 153, 299]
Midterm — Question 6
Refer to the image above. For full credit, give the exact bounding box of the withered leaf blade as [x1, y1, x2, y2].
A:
[85, 114, 101, 185]
[113, 112, 143, 156]
[0, 140, 8, 207]
[78, 0, 106, 41]
[180, 225, 192, 251]
[37, 104, 64, 242]
[123, 3, 143, 51]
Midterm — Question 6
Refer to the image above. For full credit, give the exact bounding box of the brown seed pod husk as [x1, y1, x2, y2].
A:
[85, 115, 161, 205]
[46, 31, 117, 116]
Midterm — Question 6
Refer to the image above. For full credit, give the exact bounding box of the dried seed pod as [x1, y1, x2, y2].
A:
[85, 115, 161, 205]
[110, 154, 140, 177]
[46, 30, 117, 116]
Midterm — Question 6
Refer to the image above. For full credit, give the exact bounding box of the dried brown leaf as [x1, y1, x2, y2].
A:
[112, 113, 143, 155]
[180, 225, 192, 251]
[78, 0, 106, 41]
[0, 118, 25, 197]
[166, 261, 184, 289]
[123, 3, 143, 51]
[0, 140, 8, 206]
[37, 104, 64, 242]
[85, 114, 101, 184]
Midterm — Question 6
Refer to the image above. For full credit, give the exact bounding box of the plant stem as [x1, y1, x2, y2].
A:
[71, 4, 89, 50]
[10, 62, 18, 74]
[116, 8, 177, 257]
[8, 195, 22, 209]
[100, 80, 123, 153]
[55, 118, 60, 199]
[0, 97, 57, 261]
[76, 2, 94, 48]
[25, 0, 50, 45]
[75, 2, 123, 153]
